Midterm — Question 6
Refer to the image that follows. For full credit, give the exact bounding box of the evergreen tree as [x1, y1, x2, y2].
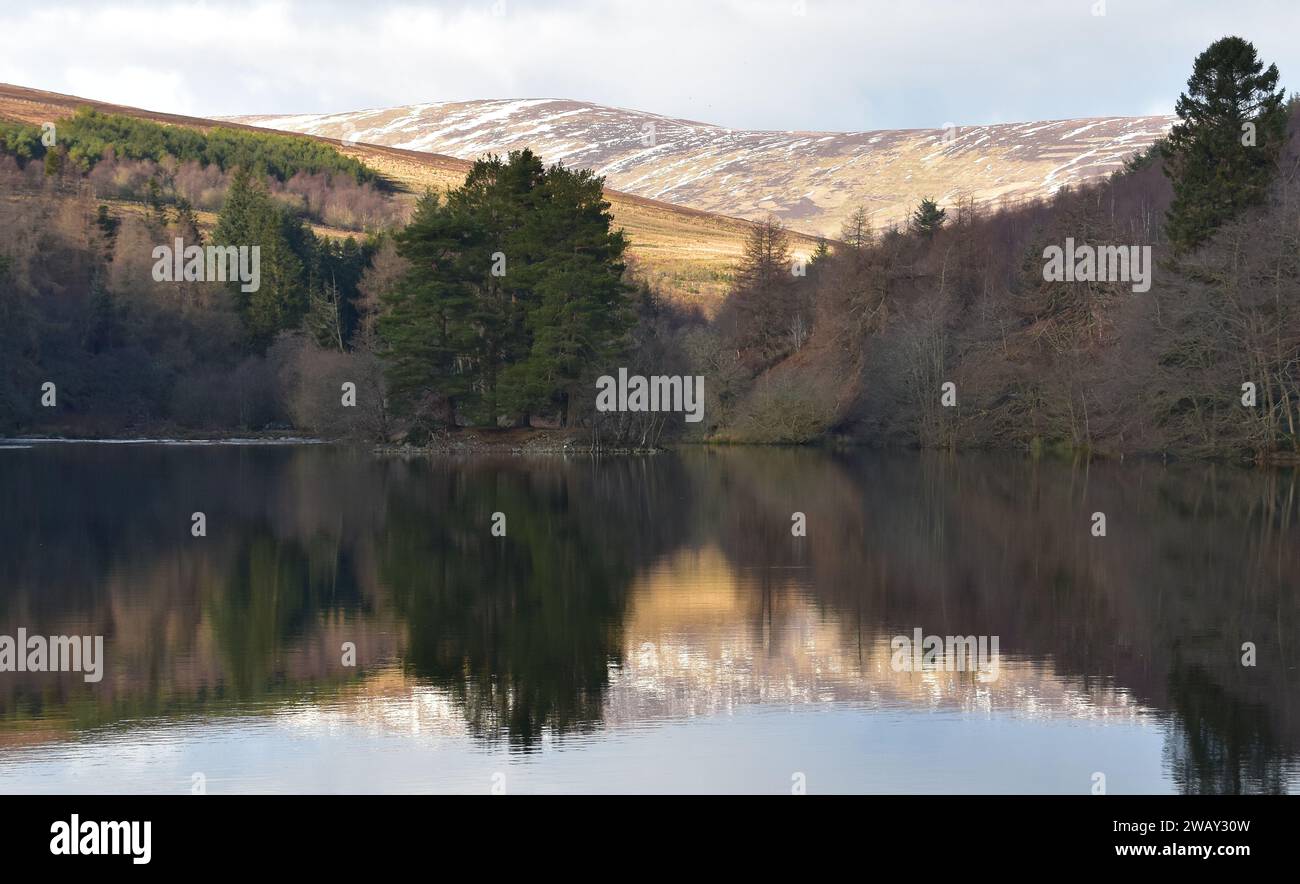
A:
[95, 205, 120, 262]
[454, 150, 545, 422]
[145, 177, 168, 229]
[81, 270, 118, 355]
[809, 237, 831, 268]
[910, 197, 946, 237]
[0, 255, 38, 430]
[501, 165, 632, 425]
[214, 167, 307, 350]
[379, 190, 480, 426]
[381, 152, 631, 428]
[42, 147, 63, 177]
[1162, 36, 1287, 252]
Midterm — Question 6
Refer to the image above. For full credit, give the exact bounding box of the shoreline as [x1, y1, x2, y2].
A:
[4, 430, 1296, 466]
[370, 428, 661, 456]
[0, 436, 326, 446]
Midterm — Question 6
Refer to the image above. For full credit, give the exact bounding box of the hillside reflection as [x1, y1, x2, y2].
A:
[0, 444, 1296, 792]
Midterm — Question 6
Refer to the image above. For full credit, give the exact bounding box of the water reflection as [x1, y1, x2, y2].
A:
[0, 444, 1296, 793]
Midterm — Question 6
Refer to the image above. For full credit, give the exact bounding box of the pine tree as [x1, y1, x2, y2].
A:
[95, 205, 120, 262]
[910, 197, 946, 237]
[82, 270, 118, 354]
[42, 147, 63, 178]
[381, 153, 632, 429]
[0, 255, 38, 430]
[1162, 36, 1287, 252]
[809, 237, 831, 268]
[455, 150, 545, 422]
[214, 167, 307, 350]
[380, 190, 479, 426]
[501, 165, 632, 425]
[145, 177, 170, 229]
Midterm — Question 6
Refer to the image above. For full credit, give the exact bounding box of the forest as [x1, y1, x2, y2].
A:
[1, 37, 1297, 461]
[673, 36, 1300, 460]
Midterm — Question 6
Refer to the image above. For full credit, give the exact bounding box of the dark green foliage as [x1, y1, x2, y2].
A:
[214, 168, 307, 349]
[0, 123, 44, 164]
[0, 117, 379, 435]
[1121, 139, 1166, 175]
[500, 165, 631, 424]
[94, 205, 120, 260]
[42, 148, 64, 177]
[0, 108, 376, 184]
[910, 197, 946, 237]
[308, 236, 369, 346]
[379, 190, 481, 424]
[381, 150, 632, 428]
[0, 254, 39, 431]
[210, 170, 372, 353]
[809, 237, 831, 267]
[1162, 36, 1287, 252]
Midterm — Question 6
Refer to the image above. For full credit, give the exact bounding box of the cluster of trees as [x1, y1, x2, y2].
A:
[212, 167, 372, 350]
[0, 108, 376, 184]
[0, 114, 379, 436]
[1, 112, 399, 233]
[379, 150, 633, 431]
[708, 36, 1299, 459]
[0, 113, 639, 441]
[3, 36, 1295, 458]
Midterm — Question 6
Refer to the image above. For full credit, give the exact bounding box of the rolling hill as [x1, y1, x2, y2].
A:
[0, 83, 822, 311]
[231, 98, 1176, 237]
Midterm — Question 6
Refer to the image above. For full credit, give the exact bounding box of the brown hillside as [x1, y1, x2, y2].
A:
[0, 83, 822, 312]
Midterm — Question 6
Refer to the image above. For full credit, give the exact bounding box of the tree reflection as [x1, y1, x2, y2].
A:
[0, 444, 1296, 789]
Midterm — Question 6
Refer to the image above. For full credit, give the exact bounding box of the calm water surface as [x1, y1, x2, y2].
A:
[0, 443, 1296, 793]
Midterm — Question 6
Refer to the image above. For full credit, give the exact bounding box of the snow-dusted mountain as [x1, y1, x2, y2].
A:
[232, 99, 1174, 237]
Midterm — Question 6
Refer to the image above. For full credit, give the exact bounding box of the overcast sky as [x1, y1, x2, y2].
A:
[1, 0, 1297, 132]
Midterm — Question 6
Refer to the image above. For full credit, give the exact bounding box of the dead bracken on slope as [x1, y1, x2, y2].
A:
[0, 83, 820, 313]
[232, 98, 1174, 237]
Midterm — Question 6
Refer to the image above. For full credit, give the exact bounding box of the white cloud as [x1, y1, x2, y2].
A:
[0, 0, 1296, 130]
[63, 65, 195, 114]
